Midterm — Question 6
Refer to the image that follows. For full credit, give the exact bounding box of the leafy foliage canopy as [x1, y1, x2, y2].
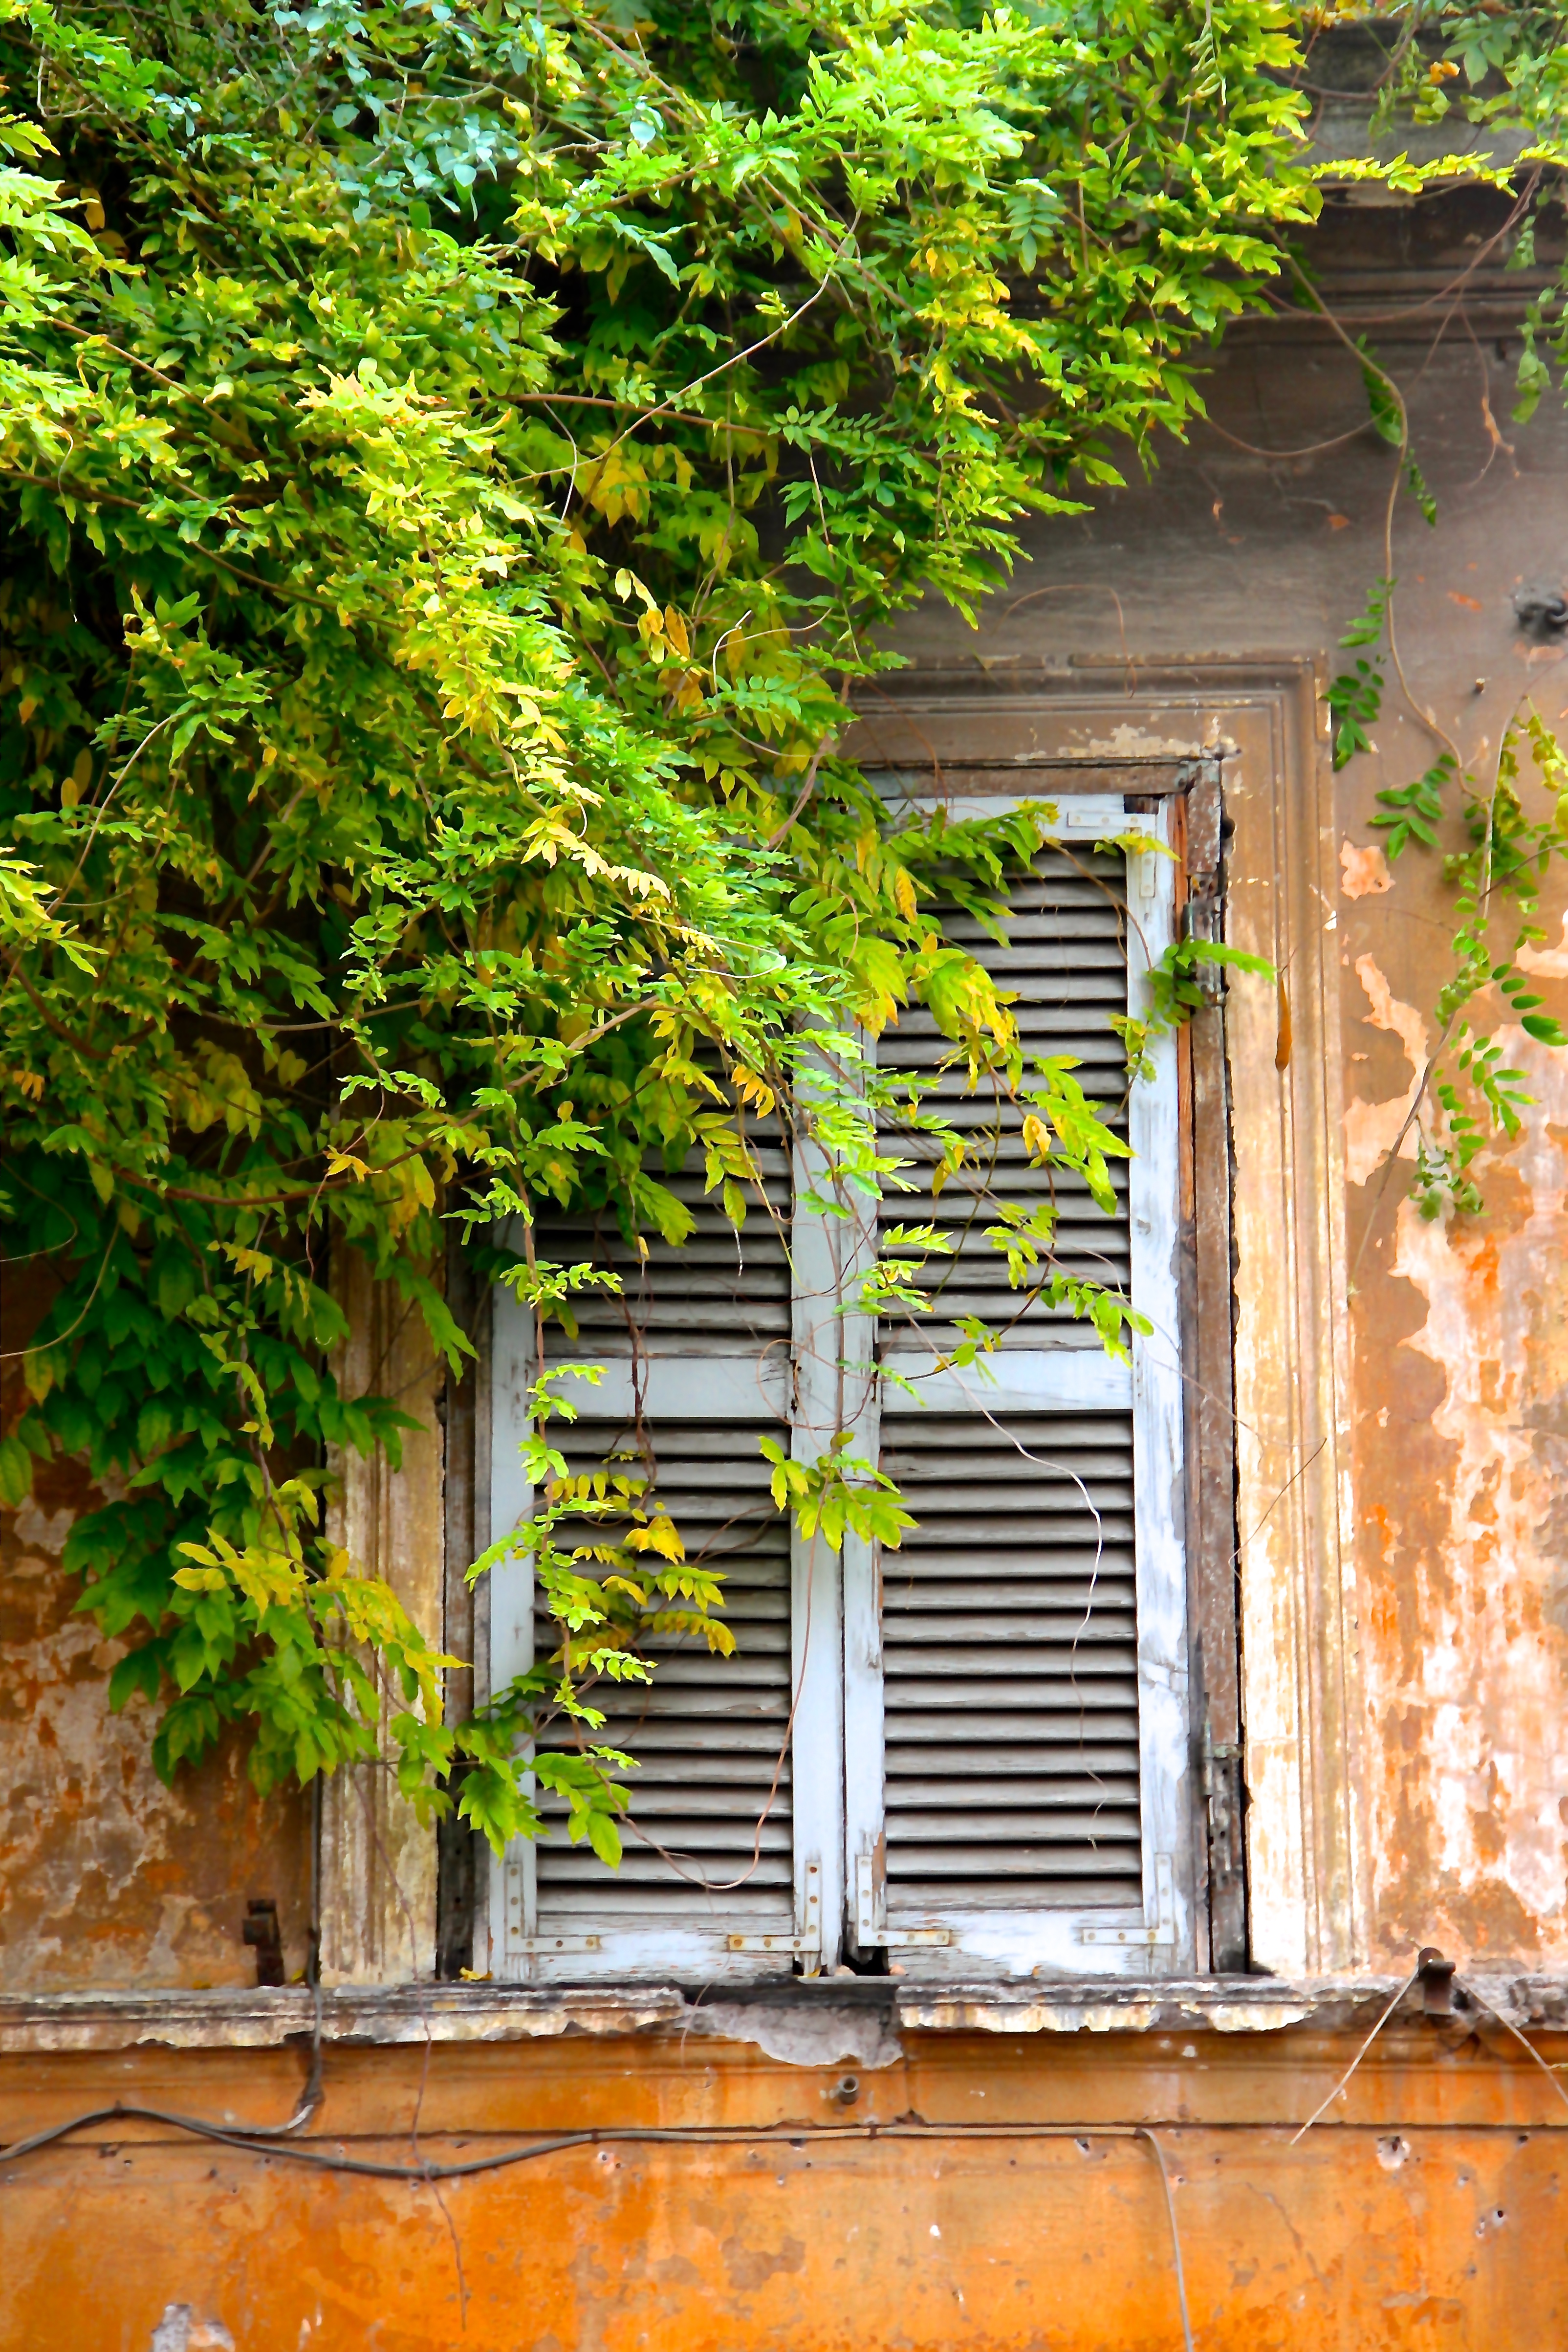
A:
[0, 0, 1563, 1847]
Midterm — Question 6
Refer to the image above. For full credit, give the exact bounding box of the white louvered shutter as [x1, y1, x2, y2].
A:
[486, 793, 1192, 1981]
[488, 1121, 844, 1980]
[844, 795, 1193, 1975]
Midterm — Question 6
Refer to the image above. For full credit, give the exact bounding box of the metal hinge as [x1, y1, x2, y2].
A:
[1203, 1725, 1242, 1839]
[725, 1933, 820, 1955]
[854, 1852, 953, 1950]
[727, 1865, 822, 1962]
[1078, 1854, 1177, 1948]
[504, 1862, 606, 1956]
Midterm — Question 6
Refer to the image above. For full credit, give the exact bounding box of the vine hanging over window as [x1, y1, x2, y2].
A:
[1, 0, 1563, 1847]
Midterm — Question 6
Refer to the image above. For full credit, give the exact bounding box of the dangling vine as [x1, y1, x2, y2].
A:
[0, 0, 1563, 1858]
[1301, 6, 1568, 1228]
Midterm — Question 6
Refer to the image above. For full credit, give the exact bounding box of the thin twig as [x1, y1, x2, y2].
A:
[1458, 1977, 1568, 2117]
[1288, 1966, 1420, 2145]
[1137, 2130, 1195, 2352]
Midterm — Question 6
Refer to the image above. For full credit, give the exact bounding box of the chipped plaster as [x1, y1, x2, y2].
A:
[1359, 1037, 1568, 1963]
[1345, 955, 1430, 1187]
[1341, 839, 1394, 900]
[0, 1443, 311, 1992]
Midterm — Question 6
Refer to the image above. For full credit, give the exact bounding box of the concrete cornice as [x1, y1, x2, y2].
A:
[2, 1974, 1564, 2056]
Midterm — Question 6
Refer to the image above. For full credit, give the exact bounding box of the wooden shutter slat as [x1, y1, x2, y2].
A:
[529, 1411, 795, 1935]
[874, 826, 1153, 1927]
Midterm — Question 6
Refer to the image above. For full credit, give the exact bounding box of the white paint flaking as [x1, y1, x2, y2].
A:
[1372, 1034, 1568, 1957]
[150, 2309, 234, 2352]
[1344, 955, 1429, 1187]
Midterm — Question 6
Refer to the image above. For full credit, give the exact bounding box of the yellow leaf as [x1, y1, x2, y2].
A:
[225, 1245, 274, 1278]
[174, 1564, 229, 1592]
[626, 1513, 685, 1562]
[732, 1065, 776, 1116]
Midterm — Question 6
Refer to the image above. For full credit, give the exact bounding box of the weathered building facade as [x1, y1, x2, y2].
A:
[3, 170, 1567, 2350]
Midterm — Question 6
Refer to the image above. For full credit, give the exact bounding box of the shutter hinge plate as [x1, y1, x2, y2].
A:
[1078, 1854, 1178, 1948]
[855, 1852, 954, 1949]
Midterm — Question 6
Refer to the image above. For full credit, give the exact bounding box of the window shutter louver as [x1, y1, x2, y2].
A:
[846, 794, 1192, 1975]
[876, 1407, 1143, 1913]
[488, 1128, 814, 1979]
[487, 791, 1193, 1980]
[527, 1417, 795, 1938]
[876, 840, 1133, 1351]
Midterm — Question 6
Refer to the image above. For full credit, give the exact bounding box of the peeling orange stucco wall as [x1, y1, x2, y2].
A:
[1347, 1022, 1568, 1965]
[0, 1275, 312, 1992]
[1, 2023, 1565, 2352]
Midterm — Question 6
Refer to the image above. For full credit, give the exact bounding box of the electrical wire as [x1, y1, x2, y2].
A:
[1137, 2127, 1195, 2352]
[2, 2107, 1153, 2183]
[0, 2101, 1197, 2343]
[1458, 1977, 1568, 2119]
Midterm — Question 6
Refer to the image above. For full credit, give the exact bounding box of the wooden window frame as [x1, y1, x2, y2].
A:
[406, 660, 1356, 1988]
[840, 662, 1360, 1978]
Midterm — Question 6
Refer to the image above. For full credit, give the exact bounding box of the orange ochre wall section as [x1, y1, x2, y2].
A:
[1, 2025, 1564, 2351]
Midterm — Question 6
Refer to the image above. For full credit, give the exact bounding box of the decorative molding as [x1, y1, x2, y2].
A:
[847, 660, 1364, 1975]
[10, 1971, 1562, 2056]
[1220, 668, 1364, 1976]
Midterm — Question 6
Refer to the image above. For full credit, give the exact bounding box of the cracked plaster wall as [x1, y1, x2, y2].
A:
[892, 184, 1568, 1972]
[0, 1272, 311, 1991]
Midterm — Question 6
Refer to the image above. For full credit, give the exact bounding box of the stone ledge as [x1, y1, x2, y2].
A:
[2, 1975, 1564, 2057]
[890, 1975, 1568, 2038]
[0, 1984, 684, 2055]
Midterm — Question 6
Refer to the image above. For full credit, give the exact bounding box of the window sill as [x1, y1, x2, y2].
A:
[2, 1974, 1563, 2058]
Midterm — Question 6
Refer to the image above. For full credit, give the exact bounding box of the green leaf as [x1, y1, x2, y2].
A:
[0, 1435, 35, 1507]
[586, 1809, 623, 1868]
[153, 1249, 198, 1320]
[109, 1646, 165, 1712]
